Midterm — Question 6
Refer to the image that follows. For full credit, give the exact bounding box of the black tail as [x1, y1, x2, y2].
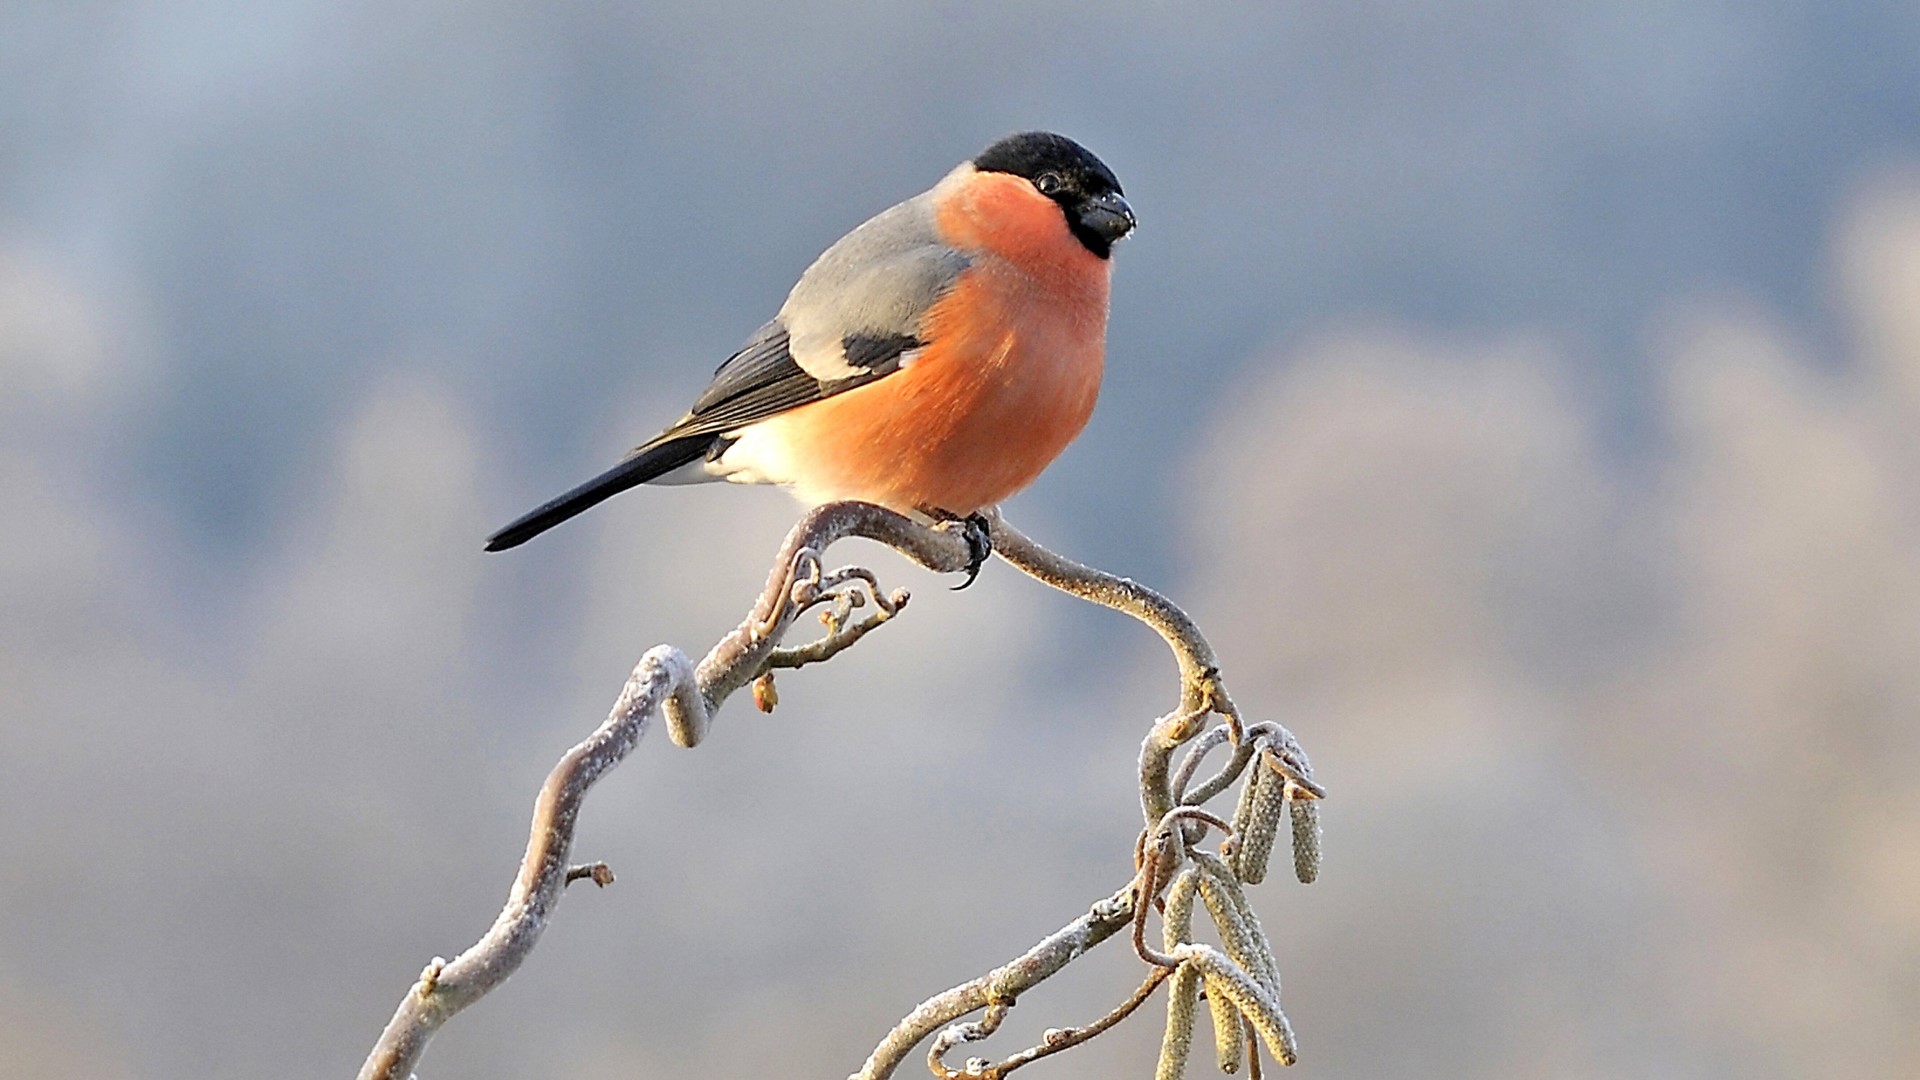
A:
[484, 436, 714, 551]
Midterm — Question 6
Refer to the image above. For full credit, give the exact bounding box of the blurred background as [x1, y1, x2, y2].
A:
[3, 2, 1918, 1078]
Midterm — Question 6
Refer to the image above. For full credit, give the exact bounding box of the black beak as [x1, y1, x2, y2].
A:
[1075, 191, 1136, 244]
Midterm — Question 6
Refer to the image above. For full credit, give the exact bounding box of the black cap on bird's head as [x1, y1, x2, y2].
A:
[974, 131, 1135, 259]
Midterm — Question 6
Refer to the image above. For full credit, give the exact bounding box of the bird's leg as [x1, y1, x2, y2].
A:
[926, 507, 994, 590]
[955, 512, 993, 589]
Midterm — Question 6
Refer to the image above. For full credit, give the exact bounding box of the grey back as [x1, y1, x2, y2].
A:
[777, 187, 971, 378]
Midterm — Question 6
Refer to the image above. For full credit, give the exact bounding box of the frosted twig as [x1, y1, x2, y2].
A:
[1132, 823, 1185, 968]
[564, 862, 615, 888]
[850, 886, 1137, 1080]
[357, 503, 1325, 1080]
[1161, 805, 1234, 839]
[989, 515, 1233, 721]
[357, 502, 970, 1080]
[1140, 706, 1214, 824]
[671, 502, 973, 747]
[855, 512, 1333, 1075]
[766, 586, 912, 671]
[984, 967, 1172, 1077]
[927, 1003, 1010, 1079]
[1170, 724, 1235, 804]
[1185, 719, 1282, 810]
[1258, 743, 1325, 800]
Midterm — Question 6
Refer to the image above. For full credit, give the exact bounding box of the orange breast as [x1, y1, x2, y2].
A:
[757, 175, 1111, 513]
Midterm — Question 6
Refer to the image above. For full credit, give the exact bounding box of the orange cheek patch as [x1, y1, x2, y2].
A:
[934, 171, 1107, 286]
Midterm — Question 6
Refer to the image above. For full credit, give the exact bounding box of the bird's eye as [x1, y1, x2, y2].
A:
[1034, 172, 1064, 195]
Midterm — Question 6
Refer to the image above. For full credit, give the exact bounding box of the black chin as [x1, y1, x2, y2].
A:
[1067, 219, 1116, 259]
[1066, 195, 1134, 259]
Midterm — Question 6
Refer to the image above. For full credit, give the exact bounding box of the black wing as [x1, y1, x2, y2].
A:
[645, 321, 920, 445]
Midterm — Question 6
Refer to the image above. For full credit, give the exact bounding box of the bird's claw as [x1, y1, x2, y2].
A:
[950, 512, 993, 590]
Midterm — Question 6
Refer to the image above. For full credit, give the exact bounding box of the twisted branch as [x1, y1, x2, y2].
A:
[357, 502, 969, 1080]
[849, 516, 1323, 1080]
[356, 502, 1324, 1080]
[852, 884, 1138, 1080]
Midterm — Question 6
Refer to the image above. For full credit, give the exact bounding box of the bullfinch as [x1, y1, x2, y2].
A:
[485, 131, 1134, 583]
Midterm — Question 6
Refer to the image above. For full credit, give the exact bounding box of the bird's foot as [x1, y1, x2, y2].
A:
[929, 509, 994, 590]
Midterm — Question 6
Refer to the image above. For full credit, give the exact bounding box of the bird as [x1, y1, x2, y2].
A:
[485, 131, 1135, 585]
